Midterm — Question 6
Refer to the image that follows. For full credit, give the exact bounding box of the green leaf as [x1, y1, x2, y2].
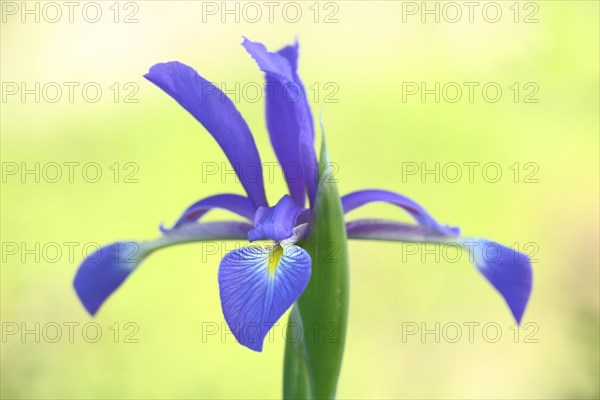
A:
[283, 126, 349, 399]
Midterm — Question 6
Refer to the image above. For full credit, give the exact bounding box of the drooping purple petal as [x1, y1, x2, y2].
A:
[242, 38, 317, 207]
[459, 238, 532, 324]
[218, 244, 311, 351]
[248, 195, 305, 242]
[161, 194, 257, 233]
[74, 241, 146, 316]
[346, 219, 532, 324]
[74, 222, 253, 316]
[342, 189, 460, 235]
[346, 219, 456, 242]
[145, 61, 267, 208]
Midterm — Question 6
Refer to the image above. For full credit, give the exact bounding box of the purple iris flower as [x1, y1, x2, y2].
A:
[73, 38, 532, 352]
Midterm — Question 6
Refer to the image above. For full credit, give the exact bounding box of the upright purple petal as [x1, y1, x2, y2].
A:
[460, 239, 533, 324]
[248, 195, 306, 242]
[161, 194, 256, 233]
[242, 38, 317, 207]
[145, 62, 267, 208]
[342, 189, 459, 235]
[218, 244, 311, 351]
[275, 41, 315, 141]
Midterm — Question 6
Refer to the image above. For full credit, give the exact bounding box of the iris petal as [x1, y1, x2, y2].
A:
[73, 221, 252, 315]
[346, 218, 455, 242]
[218, 243, 311, 352]
[161, 221, 253, 243]
[248, 195, 306, 242]
[145, 61, 267, 208]
[342, 189, 459, 235]
[73, 241, 147, 316]
[346, 219, 532, 323]
[161, 194, 257, 233]
[459, 238, 532, 324]
[242, 38, 317, 207]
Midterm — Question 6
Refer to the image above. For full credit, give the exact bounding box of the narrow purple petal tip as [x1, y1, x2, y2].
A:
[341, 189, 458, 235]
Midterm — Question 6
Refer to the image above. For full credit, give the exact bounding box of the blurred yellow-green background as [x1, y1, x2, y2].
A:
[1, 1, 598, 398]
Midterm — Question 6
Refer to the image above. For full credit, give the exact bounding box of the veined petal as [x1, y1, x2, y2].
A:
[73, 221, 252, 316]
[342, 189, 459, 235]
[248, 195, 305, 242]
[459, 238, 532, 324]
[242, 38, 317, 207]
[218, 243, 311, 352]
[347, 219, 532, 323]
[162, 194, 256, 233]
[145, 61, 267, 208]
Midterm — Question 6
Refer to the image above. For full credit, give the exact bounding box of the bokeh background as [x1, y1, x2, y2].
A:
[1, 1, 598, 398]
